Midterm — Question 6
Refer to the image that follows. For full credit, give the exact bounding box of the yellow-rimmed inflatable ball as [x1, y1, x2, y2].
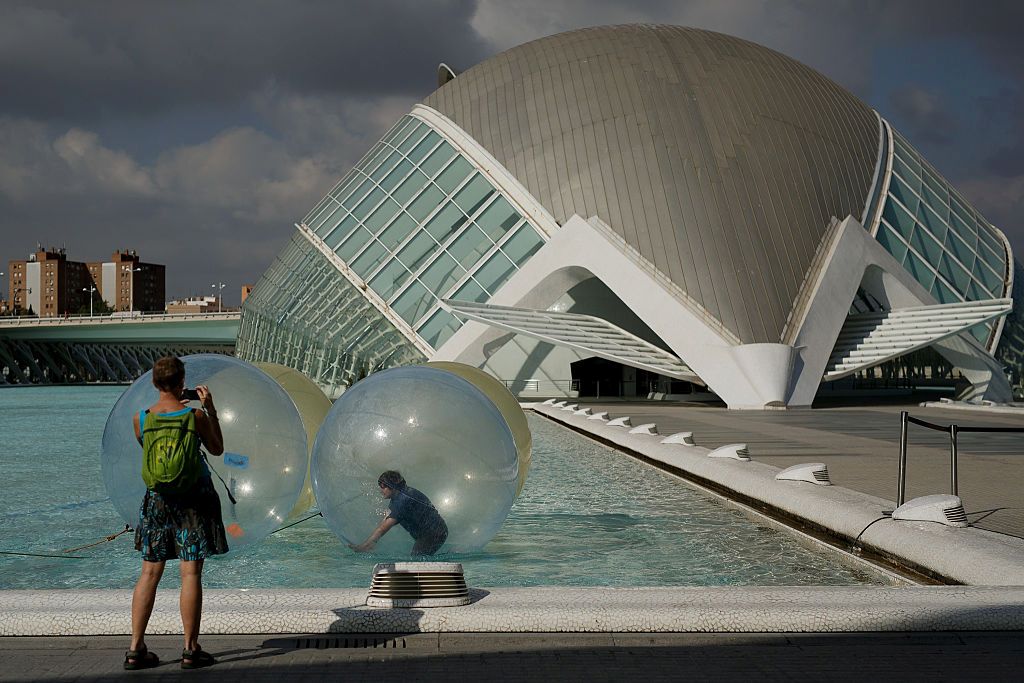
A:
[427, 361, 532, 495]
[311, 364, 518, 555]
[255, 362, 332, 518]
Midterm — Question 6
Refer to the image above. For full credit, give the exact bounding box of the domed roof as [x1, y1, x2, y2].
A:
[423, 24, 879, 344]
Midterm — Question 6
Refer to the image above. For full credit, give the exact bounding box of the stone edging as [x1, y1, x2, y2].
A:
[530, 404, 1024, 586]
[3, 586, 1024, 636]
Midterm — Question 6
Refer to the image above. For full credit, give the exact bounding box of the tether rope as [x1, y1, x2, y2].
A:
[269, 510, 323, 534]
[62, 524, 133, 553]
[1, 509, 324, 561]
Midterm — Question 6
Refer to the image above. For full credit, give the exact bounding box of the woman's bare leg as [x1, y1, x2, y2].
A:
[179, 559, 204, 651]
[130, 560, 165, 652]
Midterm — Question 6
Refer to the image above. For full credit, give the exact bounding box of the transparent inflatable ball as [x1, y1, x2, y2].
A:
[255, 362, 332, 519]
[312, 364, 519, 555]
[100, 354, 308, 553]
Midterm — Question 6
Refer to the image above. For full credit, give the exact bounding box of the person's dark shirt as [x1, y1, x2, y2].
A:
[387, 486, 447, 540]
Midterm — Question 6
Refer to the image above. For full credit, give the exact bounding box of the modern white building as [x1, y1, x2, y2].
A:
[236, 25, 1023, 408]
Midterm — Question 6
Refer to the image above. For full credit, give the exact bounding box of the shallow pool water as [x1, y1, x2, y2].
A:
[0, 386, 886, 589]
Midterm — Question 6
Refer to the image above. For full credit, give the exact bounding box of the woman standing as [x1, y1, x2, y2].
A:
[123, 356, 227, 670]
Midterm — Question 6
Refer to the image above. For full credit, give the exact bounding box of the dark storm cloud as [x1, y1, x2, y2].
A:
[978, 89, 1024, 178]
[0, 0, 489, 120]
[887, 85, 958, 145]
[875, 0, 1024, 72]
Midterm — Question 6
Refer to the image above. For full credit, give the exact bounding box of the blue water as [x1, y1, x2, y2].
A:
[0, 386, 884, 589]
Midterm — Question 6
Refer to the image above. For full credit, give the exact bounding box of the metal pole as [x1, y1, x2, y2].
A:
[950, 424, 959, 497]
[898, 410, 909, 507]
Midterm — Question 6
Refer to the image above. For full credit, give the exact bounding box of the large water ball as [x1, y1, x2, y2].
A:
[312, 365, 518, 555]
[255, 362, 332, 518]
[101, 354, 308, 553]
[427, 361, 532, 496]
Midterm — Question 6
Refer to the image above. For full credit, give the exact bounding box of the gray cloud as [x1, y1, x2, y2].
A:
[0, 0, 487, 121]
[2, 0, 1024, 304]
[887, 86, 958, 145]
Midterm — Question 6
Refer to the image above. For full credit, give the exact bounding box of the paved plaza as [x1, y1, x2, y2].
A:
[581, 400, 1024, 539]
[2, 632, 1024, 682]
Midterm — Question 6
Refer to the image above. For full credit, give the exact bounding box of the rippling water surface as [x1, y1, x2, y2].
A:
[0, 386, 886, 589]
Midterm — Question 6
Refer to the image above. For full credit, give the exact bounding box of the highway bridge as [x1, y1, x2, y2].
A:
[0, 312, 240, 385]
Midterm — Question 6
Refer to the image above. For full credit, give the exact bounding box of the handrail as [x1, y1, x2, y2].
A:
[0, 312, 240, 328]
[897, 410, 1024, 506]
[501, 378, 580, 393]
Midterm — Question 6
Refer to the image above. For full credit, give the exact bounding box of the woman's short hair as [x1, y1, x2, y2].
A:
[152, 356, 185, 392]
[378, 470, 406, 490]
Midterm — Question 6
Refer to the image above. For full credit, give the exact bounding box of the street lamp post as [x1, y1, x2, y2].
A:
[82, 285, 97, 317]
[124, 265, 143, 315]
[211, 281, 226, 313]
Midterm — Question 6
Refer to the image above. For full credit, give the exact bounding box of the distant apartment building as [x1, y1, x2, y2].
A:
[7, 248, 91, 317]
[86, 250, 165, 314]
[8, 247, 165, 316]
[241, 284, 254, 305]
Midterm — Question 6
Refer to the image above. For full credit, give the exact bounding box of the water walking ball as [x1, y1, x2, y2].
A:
[427, 361, 532, 495]
[311, 364, 520, 555]
[100, 354, 308, 553]
[255, 362, 332, 518]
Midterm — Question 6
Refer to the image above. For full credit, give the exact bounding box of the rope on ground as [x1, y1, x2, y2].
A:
[270, 511, 323, 535]
[3, 512, 321, 562]
[0, 524, 133, 561]
[63, 524, 133, 553]
[0, 550, 85, 559]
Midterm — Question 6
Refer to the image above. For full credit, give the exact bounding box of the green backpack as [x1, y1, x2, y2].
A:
[140, 408, 203, 493]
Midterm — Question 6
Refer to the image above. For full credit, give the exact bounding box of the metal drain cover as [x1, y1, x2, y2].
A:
[367, 561, 470, 608]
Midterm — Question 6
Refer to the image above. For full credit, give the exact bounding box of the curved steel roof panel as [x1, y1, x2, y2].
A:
[423, 24, 879, 344]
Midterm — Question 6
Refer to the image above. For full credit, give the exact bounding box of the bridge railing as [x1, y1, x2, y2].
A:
[0, 311, 241, 328]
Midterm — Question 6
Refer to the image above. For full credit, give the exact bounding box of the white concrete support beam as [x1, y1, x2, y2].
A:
[786, 215, 1013, 405]
[435, 215, 799, 409]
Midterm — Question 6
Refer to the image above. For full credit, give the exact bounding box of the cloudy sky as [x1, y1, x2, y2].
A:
[1, 0, 1022, 305]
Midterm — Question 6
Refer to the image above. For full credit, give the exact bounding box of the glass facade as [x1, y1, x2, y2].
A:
[236, 232, 426, 392]
[303, 115, 544, 350]
[873, 126, 1010, 347]
[238, 114, 547, 392]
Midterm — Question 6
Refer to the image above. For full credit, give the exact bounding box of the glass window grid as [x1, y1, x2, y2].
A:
[237, 232, 427, 389]
[299, 114, 548, 349]
[354, 160, 534, 343]
[897, 131, 1008, 262]
[381, 191, 518, 312]
[301, 116, 405, 226]
[303, 195, 335, 228]
[327, 134, 450, 264]
[879, 160, 1008, 305]
[354, 163, 485, 287]
[409, 219, 537, 332]
[314, 116, 439, 245]
[881, 215, 1001, 305]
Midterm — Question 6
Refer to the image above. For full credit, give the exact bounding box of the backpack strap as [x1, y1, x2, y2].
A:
[136, 409, 150, 446]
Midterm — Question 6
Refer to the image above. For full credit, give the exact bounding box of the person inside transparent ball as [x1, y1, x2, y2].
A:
[349, 470, 449, 556]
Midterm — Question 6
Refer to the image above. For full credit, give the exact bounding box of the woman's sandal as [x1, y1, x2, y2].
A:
[181, 646, 216, 669]
[123, 646, 160, 670]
